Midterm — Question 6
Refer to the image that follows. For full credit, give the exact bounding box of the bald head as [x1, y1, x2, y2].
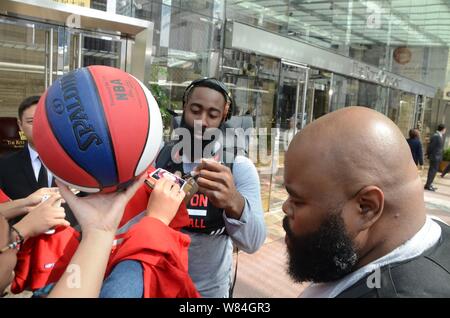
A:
[283, 107, 426, 274]
[288, 106, 420, 198]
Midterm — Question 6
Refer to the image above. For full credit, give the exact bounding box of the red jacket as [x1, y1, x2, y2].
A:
[107, 216, 199, 297]
[11, 226, 80, 293]
[12, 167, 200, 297]
[0, 189, 9, 203]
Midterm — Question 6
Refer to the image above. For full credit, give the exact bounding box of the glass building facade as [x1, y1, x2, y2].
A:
[1, 0, 450, 211]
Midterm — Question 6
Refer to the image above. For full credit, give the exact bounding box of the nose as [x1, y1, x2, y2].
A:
[282, 199, 291, 217]
[192, 118, 208, 132]
[200, 113, 209, 127]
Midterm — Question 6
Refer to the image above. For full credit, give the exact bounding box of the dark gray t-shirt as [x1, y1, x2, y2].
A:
[182, 155, 266, 297]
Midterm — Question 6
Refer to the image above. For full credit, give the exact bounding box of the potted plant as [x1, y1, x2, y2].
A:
[149, 84, 172, 125]
[439, 147, 450, 172]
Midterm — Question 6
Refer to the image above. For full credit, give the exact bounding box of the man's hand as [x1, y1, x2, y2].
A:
[194, 159, 245, 219]
[146, 177, 186, 225]
[57, 175, 144, 235]
[14, 193, 70, 239]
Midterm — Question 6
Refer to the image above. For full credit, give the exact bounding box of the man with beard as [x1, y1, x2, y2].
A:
[283, 106, 450, 298]
[99, 78, 266, 298]
[158, 78, 266, 297]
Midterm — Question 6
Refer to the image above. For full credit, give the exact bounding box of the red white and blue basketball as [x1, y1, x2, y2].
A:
[33, 65, 163, 193]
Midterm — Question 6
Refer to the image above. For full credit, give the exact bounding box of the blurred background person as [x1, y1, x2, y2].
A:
[407, 128, 424, 170]
[424, 124, 446, 191]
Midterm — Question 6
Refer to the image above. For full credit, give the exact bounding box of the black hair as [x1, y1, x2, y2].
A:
[18, 95, 40, 120]
[182, 78, 233, 120]
[409, 129, 419, 139]
[438, 124, 446, 132]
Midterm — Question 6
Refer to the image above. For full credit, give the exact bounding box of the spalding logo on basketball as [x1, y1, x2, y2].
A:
[33, 65, 163, 193]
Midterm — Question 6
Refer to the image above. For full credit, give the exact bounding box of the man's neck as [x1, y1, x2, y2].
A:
[355, 213, 427, 269]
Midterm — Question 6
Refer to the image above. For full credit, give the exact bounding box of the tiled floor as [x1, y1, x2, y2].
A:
[232, 233, 308, 298]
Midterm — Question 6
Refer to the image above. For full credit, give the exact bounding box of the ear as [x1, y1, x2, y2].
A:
[355, 186, 384, 231]
[17, 118, 23, 131]
[223, 102, 230, 121]
[342, 185, 384, 233]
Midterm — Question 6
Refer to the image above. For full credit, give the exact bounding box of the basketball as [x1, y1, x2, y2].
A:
[33, 65, 163, 193]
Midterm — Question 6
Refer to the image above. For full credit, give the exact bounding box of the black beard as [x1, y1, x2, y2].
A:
[283, 212, 358, 283]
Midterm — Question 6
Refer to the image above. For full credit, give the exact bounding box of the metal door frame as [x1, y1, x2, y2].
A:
[280, 60, 310, 132]
[0, 15, 64, 89]
[3, 0, 153, 83]
[65, 28, 129, 72]
[267, 60, 309, 211]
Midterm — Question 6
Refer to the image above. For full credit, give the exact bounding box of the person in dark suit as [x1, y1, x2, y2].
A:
[0, 96, 61, 224]
[424, 124, 446, 191]
[0, 96, 54, 198]
[406, 128, 423, 168]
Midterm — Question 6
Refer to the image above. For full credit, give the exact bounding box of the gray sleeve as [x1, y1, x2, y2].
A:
[222, 156, 266, 253]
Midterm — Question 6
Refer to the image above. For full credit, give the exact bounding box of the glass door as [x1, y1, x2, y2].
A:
[0, 16, 61, 117]
[420, 96, 433, 148]
[306, 68, 332, 124]
[268, 61, 308, 211]
[0, 15, 131, 157]
[0, 16, 62, 156]
[0, 16, 129, 119]
[221, 49, 280, 211]
[388, 89, 416, 137]
[66, 29, 129, 71]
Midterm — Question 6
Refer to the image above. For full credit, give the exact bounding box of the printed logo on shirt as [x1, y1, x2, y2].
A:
[184, 181, 227, 235]
[187, 194, 208, 228]
[189, 194, 208, 208]
[44, 263, 55, 269]
[189, 218, 206, 229]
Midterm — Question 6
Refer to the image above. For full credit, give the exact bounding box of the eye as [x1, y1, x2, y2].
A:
[209, 111, 221, 119]
[289, 196, 303, 207]
[190, 106, 201, 113]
